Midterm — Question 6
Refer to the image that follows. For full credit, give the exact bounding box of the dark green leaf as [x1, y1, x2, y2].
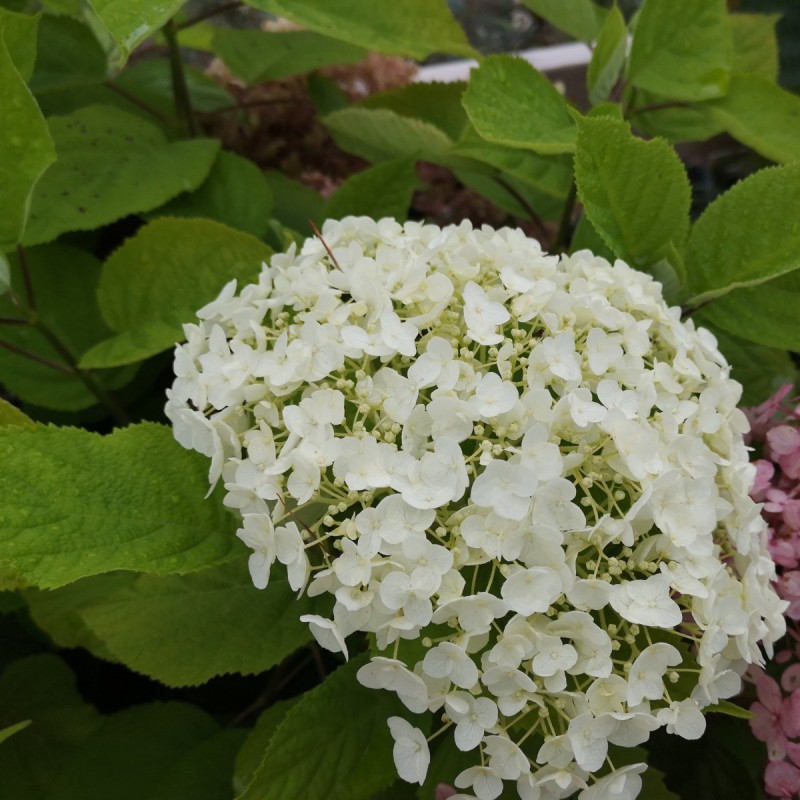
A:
[154, 151, 274, 238]
[0, 7, 39, 81]
[60, 561, 326, 687]
[233, 698, 300, 795]
[0, 422, 239, 588]
[629, 88, 725, 144]
[80, 217, 271, 368]
[361, 81, 468, 141]
[704, 74, 800, 164]
[570, 213, 615, 260]
[520, 0, 606, 41]
[212, 28, 366, 84]
[325, 107, 453, 163]
[242, 0, 476, 60]
[704, 324, 798, 406]
[730, 12, 780, 81]
[574, 116, 691, 271]
[463, 55, 576, 155]
[0, 30, 56, 250]
[306, 73, 349, 115]
[699, 269, 800, 351]
[29, 14, 107, 96]
[264, 171, 324, 234]
[0, 244, 137, 411]
[240, 656, 407, 800]
[326, 159, 417, 222]
[0, 655, 243, 800]
[587, 4, 627, 105]
[24, 105, 219, 246]
[686, 163, 800, 301]
[628, 0, 732, 101]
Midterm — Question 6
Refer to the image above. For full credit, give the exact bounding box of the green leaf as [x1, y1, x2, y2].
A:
[264, 171, 324, 234]
[703, 74, 800, 164]
[0, 655, 243, 800]
[0, 7, 39, 82]
[587, 4, 627, 105]
[629, 88, 725, 144]
[0, 719, 30, 745]
[239, 656, 407, 800]
[0, 252, 8, 295]
[0, 399, 34, 429]
[699, 269, 800, 351]
[38, 0, 82, 17]
[87, 0, 185, 65]
[0, 244, 137, 411]
[154, 151, 274, 238]
[242, 0, 476, 60]
[704, 324, 798, 406]
[574, 116, 691, 271]
[0, 422, 238, 589]
[463, 55, 576, 155]
[212, 28, 366, 84]
[23, 105, 219, 246]
[628, 0, 732, 101]
[520, 0, 606, 41]
[705, 698, 755, 720]
[234, 698, 300, 795]
[325, 159, 417, 222]
[0, 30, 56, 251]
[53, 561, 327, 687]
[686, 163, 800, 301]
[361, 81, 468, 141]
[730, 12, 780, 81]
[80, 217, 271, 369]
[570, 213, 615, 261]
[325, 107, 453, 164]
[29, 14, 107, 96]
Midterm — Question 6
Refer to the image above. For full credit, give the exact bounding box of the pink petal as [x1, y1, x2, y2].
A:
[765, 760, 800, 797]
[768, 425, 800, 456]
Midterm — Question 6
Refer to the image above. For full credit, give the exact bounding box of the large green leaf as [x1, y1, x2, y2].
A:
[23, 105, 219, 246]
[29, 561, 327, 687]
[628, 0, 732, 101]
[0, 30, 56, 251]
[0, 654, 243, 800]
[686, 163, 800, 301]
[242, 0, 476, 60]
[29, 14, 107, 96]
[154, 151, 274, 238]
[325, 159, 417, 222]
[0, 7, 39, 81]
[699, 270, 800, 351]
[462, 55, 576, 155]
[0, 399, 34, 429]
[520, 0, 606, 41]
[324, 107, 453, 163]
[87, 0, 185, 64]
[587, 4, 627, 105]
[80, 217, 271, 369]
[212, 28, 366, 84]
[629, 87, 726, 144]
[703, 74, 800, 164]
[730, 12, 780, 81]
[0, 422, 239, 589]
[239, 656, 406, 800]
[0, 244, 137, 411]
[361, 82, 468, 141]
[264, 171, 324, 235]
[574, 116, 691, 271]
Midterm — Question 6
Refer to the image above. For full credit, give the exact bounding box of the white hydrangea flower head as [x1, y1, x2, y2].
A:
[167, 217, 787, 798]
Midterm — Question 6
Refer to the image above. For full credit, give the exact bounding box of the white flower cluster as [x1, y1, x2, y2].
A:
[167, 217, 786, 799]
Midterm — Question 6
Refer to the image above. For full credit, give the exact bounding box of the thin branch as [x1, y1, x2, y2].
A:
[680, 299, 712, 320]
[163, 19, 198, 137]
[104, 83, 178, 129]
[0, 338, 73, 374]
[308, 219, 340, 268]
[552, 181, 578, 253]
[492, 176, 550, 245]
[176, 0, 243, 30]
[0, 317, 30, 326]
